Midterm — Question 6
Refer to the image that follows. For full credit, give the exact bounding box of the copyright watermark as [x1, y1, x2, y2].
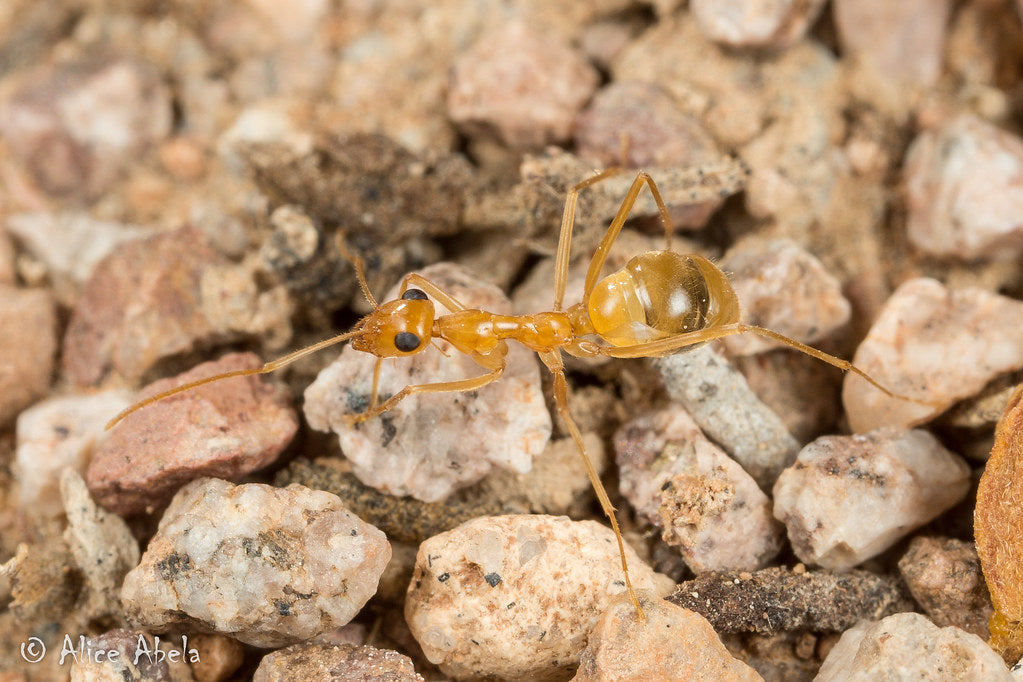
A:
[19, 634, 199, 666]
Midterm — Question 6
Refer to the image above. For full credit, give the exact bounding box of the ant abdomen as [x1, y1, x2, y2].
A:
[587, 251, 739, 347]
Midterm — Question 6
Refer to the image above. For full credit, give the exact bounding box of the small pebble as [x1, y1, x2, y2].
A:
[405, 514, 671, 680]
[0, 285, 56, 426]
[574, 81, 721, 169]
[668, 566, 913, 634]
[253, 643, 424, 682]
[615, 405, 782, 573]
[905, 114, 1023, 260]
[186, 633, 245, 682]
[691, 0, 826, 49]
[898, 536, 993, 639]
[304, 263, 551, 503]
[62, 226, 232, 385]
[447, 19, 599, 150]
[773, 428, 971, 570]
[14, 390, 132, 517]
[572, 592, 763, 681]
[653, 345, 800, 488]
[88, 353, 297, 516]
[718, 238, 851, 357]
[68, 629, 195, 682]
[5, 212, 152, 302]
[60, 469, 140, 624]
[0, 55, 172, 200]
[121, 478, 391, 648]
[815, 612, 1011, 681]
[833, 0, 952, 89]
[842, 278, 1023, 433]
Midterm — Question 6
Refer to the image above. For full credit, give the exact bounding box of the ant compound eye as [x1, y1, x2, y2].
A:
[394, 331, 421, 352]
[402, 288, 429, 301]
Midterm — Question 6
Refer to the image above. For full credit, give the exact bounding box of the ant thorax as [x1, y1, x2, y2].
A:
[585, 251, 740, 347]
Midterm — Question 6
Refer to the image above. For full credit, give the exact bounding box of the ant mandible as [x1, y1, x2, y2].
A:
[107, 165, 920, 619]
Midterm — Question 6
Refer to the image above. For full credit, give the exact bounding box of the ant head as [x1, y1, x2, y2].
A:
[351, 288, 435, 357]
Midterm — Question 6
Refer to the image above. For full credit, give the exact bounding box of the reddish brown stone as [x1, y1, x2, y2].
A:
[0, 285, 56, 426]
[62, 225, 226, 386]
[87, 352, 298, 516]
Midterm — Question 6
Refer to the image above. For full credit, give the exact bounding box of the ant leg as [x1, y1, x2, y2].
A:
[346, 357, 505, 424]
[591, 324, 940, 407]
[105, 327, 363, 430]
[553, 168, 626, 311]
[582, 172, 673, 305]
[538, 349, 645, 619]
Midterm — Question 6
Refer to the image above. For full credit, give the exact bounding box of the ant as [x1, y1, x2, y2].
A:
[107, 165, 925, 619]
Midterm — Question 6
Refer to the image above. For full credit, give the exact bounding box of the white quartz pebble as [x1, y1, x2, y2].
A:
[121, 478, 391, 648]
[773, 428, 970, 570]
[405, 514, 671, 681]
[816, 612, 1010, 681]
[691, 0, 826, 49]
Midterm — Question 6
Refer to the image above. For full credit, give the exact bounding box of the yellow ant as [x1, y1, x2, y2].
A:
[107, 166, 926, 619]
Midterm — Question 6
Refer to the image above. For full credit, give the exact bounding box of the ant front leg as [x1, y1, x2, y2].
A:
[345, 354, 506, 425]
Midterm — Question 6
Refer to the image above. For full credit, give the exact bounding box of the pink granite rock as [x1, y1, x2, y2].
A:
[834, 0, 952, 89]
[448, 19, 599, 150]
[842, 278, 1023, 433]
[88, 353, 298, 516]
[615, 405, 783, 573]
[0, 285, 56, 426]
[0, 55, 172, 200]
[719, 238, 852, 356]
[304, 263, 551, 503]
[905, 114, 1023, 260]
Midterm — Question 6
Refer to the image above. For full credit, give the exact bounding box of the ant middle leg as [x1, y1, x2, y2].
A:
[538, 349, 645, 618]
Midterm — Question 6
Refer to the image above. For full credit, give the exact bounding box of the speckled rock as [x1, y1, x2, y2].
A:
[253, 642, 424, 682]
[773, 428, 971, 570]
[653, 346, 800, 488]
[842, 278, 1023, 433]
[905, 114, 1023, 260]
[691, 0, 826, 49]
[897, 536, 993, 639]
[834, 0, 952, 89]
[68, 629, 197, 682]
[6, 212, 152, 302]
[61, 469, 140, 624]
[572, 592, 763, 681]
[0, 55, 172, 200]
[305, 263, 551, 503]
[121, 478, 391, 648]
[0, 285, 57, 426]
[718, 238, 851, 357]
[405, 514, 671, 681]
[63, 225, 291, 386]
[815, 612, 1011, 681]
[615, 405, 782, 573]
[14, 390, 132, 517]
[447, 20, 599, 150]
[88, 353, 296, 516]
[668, 566, 912, 634]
